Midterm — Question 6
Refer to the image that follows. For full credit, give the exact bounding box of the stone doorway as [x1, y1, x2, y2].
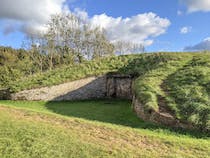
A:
[106, 74, 133, 99]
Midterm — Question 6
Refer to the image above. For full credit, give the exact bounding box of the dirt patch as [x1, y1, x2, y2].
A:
[157, 95, 175, 118]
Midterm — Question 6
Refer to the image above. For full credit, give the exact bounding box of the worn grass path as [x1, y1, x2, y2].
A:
[0, 100, 209, 158]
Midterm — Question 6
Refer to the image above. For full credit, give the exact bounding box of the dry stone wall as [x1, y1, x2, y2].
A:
[8, 75, 133, 101]
[132, 95, 195, 130]
[10, 76, 107, 101]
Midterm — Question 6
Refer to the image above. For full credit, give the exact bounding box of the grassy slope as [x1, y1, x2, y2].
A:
[133, 53, 210, 130]
[133, 53, 192, 112]
[165, 55, 210, 129]
[0, 100, 209, 158]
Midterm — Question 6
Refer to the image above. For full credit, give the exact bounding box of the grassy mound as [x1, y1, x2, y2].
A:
[2, 52, 210, 130]
[3, 53, 185, 92]
[0, 100, 209, 158]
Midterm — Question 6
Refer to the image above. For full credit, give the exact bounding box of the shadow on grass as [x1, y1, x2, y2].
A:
[45, 99, 209, 138]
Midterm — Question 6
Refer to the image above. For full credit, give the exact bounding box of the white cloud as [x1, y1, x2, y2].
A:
[180, 26, 192, 34]
[181, 0, 210, 12]
[184, 37, 210, 51]
[204, 37, 210, 41]
[89, 12, 170, 46]
[0, 0, 68, 35]
[0, 1, 170, 47]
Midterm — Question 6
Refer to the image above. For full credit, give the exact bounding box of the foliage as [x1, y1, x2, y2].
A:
[0, 47, 33, 89]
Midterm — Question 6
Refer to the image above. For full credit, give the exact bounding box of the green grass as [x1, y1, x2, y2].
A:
[0, 108, 112, 158]
[0, 100, 146, 128]
[0, 100, 209, 158]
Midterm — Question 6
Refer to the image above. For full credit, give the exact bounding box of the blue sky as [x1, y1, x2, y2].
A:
[0, 0, 210, 52]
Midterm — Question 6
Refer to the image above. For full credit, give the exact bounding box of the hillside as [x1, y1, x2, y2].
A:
[0, 100, 209, 158]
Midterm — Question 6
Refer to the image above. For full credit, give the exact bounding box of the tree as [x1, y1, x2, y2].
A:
[45, 13, 114, 62]
[22, 34, 47, 72]
[114, 41, 145, 55]
[22, 12, 115, 72]
[92, 28, 114, 59]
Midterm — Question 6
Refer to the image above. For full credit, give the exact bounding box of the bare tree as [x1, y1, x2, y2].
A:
[114, 41, 145, 55]
[45, 13, 114, 62]
[23, 12, 115, 71]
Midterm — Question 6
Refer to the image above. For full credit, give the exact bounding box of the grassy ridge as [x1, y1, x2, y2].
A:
[0, 100, 209, 158]
[132, 53, 210, 130]
[133, 53, 192, 112]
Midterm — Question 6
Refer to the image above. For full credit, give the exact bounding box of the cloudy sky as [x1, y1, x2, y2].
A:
[0, 0, 210, 52]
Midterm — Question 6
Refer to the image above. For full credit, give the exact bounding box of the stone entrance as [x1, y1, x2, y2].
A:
[106, 74, 133, 99]
[0, 89, 10, 100]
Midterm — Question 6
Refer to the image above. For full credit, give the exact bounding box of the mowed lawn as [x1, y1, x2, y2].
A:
[0, 100, 209, 158]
